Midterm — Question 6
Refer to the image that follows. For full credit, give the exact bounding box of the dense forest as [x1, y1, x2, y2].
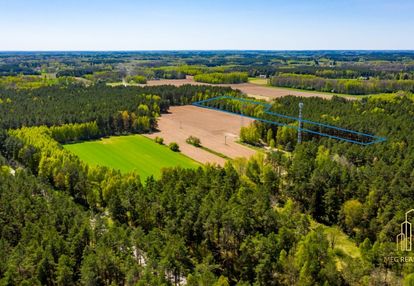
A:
[2, 88, 414, 284]
[0, 84, 240, 129]
[1, 151, 345, 285]
[1, 51, 414, 285]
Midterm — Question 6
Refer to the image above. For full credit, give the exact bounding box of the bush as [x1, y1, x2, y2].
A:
[186, 136, 201, 147]
[154, 136, 164, 145]
[169, 142, 180, 152]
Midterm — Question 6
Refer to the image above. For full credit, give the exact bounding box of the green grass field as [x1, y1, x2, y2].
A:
[64, 135, 200, 179]
[248, 77, 268, 85]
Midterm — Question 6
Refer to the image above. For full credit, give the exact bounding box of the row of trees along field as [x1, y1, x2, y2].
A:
[0, 75, 81, 89]
[56, 68, 94, 78]
[272, 66, 414, 80]
[269, 73, 414, 95]
[194, 72, 248, 84]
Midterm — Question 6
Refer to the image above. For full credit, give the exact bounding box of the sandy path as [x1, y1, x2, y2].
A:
[144, 106, 256, 166]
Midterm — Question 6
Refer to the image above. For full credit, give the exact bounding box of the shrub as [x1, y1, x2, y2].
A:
[154, 136, 164, 145]
[169, 142, 180, 152]
[186, 136, 201, 147]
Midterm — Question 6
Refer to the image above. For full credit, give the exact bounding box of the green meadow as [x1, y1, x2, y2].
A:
[64, 135, 200, 179]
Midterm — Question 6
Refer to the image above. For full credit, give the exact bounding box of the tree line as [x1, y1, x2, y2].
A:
[270, 73, 414, 95]
[194, 72, 248, 84]
[272, 66, 414, 80]
[56, 68, 94, 78]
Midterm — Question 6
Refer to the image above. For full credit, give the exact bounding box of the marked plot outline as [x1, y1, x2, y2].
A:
[193, 96, 386, 145]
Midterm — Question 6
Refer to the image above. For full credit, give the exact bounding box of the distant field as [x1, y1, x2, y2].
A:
[64, 135, 200, 179]
[247, 77, 358, 99]
[138, 76, 356, 100]
[107, 76, 358, 100]
[248, 77, 268, 85]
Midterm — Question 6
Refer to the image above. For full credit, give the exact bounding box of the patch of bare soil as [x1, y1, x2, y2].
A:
[144, 106, 256, 166]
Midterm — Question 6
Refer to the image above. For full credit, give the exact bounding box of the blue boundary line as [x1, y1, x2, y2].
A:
[192, 96, 386, 145]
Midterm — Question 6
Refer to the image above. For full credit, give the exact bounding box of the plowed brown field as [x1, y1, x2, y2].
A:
[145, 105, 256, 166]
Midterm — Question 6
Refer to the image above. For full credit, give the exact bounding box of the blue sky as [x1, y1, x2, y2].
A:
[1, 0, 413, 50]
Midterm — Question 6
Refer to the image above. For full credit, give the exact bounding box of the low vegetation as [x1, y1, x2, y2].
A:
[168, 142, 180, 152]
[154, 136, 164, 144]
[186, 135, 201, 147]
[0, 74, 79, 89]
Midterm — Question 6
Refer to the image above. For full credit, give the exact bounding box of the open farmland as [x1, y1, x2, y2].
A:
[64, 135, 200, 179]
[140, 76, 354, 100]
[145, 105, 256, 166]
